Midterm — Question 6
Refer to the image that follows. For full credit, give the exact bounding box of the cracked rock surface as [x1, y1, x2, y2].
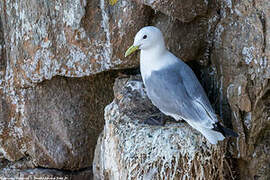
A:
[0, 157, 93, 180]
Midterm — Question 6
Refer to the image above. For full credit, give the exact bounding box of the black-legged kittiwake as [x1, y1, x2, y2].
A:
[125, 26, 238, 144]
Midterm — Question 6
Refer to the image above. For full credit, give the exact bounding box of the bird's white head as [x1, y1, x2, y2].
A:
[125, 26, 165, 57]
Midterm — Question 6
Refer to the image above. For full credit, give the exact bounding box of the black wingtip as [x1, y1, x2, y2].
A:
[213, 122, 239, 137]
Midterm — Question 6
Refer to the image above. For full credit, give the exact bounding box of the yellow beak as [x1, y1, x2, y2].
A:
[125, 45, 139, 57]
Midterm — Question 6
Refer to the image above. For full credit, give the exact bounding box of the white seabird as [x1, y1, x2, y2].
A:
[125, 26, 238, 144]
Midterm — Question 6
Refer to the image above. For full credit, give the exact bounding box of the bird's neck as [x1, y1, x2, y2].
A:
[140, 45, 173, 83]
[142, 40, 166, 57]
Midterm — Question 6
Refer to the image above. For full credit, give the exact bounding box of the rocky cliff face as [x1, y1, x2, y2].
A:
[0, 0, 269, 179]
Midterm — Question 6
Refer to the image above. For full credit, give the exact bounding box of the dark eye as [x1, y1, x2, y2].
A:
[143, 35, 147, 39]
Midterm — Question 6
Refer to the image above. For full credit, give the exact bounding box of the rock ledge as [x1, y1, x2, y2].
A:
[93, 76, 226, 180]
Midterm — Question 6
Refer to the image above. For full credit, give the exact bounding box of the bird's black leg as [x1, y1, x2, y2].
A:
[143, 113, 166, 126]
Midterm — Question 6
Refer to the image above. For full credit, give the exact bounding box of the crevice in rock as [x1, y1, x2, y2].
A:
[239, 110, 249, 143]
[0, 14, 6, 75]
[1, 163, 93, 179]
[199, 65, 233, 129]
[146, 5, 157, 26]
[258, 12, 266, 54]
[33, 166, 93, 174]
[224, 156, 240, 180]
[118, 67, 140, 76]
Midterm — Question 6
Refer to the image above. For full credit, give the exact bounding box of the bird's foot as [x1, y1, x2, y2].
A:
[143, 115, 166, 126]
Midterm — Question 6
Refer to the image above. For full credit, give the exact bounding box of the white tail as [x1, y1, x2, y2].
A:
[187, 121, 225, 144]
[199, 127, 225, 144]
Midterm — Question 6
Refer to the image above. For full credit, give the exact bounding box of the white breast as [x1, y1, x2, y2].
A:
[140, 50, 176, 83]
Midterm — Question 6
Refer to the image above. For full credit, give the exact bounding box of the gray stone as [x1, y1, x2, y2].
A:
[0, 71, 116, 169]
[211, 0, 270, 179]
[152, 11, 218, 63]
[0, 0, 151, 87]
[139, 0, 209, 23]
[22, 73, 116, 170]
[0, 0, 151, 163]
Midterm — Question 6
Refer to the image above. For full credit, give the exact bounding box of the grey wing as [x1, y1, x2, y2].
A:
[145, 70, 197, 120]
[145, 62, 217, 129]
[179, 61, 218, 122]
